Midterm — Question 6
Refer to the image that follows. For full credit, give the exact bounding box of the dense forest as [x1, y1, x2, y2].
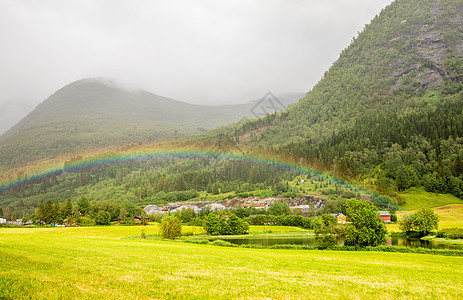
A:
[0, 159, 294, 219]
[0, 157, 394, 221]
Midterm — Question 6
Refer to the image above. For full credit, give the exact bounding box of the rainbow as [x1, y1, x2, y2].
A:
[0, 149, 397, 209]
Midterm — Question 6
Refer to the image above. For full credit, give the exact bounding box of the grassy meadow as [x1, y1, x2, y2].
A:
[398, 188, 463, 210]
[1, 225, 463, 299]
[383, 188, 463, 232]
[387, 204, 463, 232]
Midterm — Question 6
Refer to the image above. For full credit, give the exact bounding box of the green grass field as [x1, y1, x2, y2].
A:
[387, 204, 463, 232]
[1, 226, 463, 299]
[398, 187, 463, 210]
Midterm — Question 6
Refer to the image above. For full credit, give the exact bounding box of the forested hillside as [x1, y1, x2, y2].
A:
[0, 158, 372, 220]
[203, 0, 463, 198]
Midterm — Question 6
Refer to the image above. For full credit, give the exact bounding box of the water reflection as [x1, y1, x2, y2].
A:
[390, 236, 463, 250]
[218, 236, 319, 247]
[215, 236, 463, 250]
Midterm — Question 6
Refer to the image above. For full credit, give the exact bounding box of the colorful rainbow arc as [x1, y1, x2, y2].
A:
[0, 149, 397, 209]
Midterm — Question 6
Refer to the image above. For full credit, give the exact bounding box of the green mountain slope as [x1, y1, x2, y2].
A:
[249, 0, 463, 145]
[205, 0, 463, 200]
[0, 78, 302, 170]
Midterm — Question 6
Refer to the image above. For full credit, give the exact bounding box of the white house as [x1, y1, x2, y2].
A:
[144, 205, 163, 215]
[0, 217, 7, 224]
[298, 205, 311, 214]
[171, 205, 199, 214]
[206, 203, 226, 211]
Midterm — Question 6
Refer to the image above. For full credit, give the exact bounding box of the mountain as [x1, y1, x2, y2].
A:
[205, 0, 463, 200]
[3, 0, 463, 212]
[3, 0, 463, 218]
[0, 77, 303, 171]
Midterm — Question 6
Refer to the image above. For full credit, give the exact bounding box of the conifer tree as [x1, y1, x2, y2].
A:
[62, 198, 73, 219]
[119, 207, 129, 224]
[77, 196, 90, 214]
[53, 200, 60, 223]
[37, 200, 45, 224]
[43, 200, 53, 224]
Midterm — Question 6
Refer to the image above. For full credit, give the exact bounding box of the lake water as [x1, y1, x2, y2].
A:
[214, 235, 463, 250]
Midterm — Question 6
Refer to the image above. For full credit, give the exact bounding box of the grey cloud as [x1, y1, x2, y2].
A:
[0, 0, 393, 134]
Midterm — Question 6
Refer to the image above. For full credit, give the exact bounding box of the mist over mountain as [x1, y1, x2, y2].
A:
[0, 77, 303, 170]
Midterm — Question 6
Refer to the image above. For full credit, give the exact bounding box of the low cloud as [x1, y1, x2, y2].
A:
[0, 0, 393, 134]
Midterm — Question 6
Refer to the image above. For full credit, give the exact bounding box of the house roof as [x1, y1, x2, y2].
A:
[378, 211, 391, 216]
[330, 213, 345, 218]
[207, 203, 226, 209]
[144, 205, 162, 214]
[171, 205, 199, 213]
[0, 217, 6, 219]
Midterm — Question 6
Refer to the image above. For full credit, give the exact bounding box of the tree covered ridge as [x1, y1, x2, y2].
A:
[199, 0, 463, 199]
[246, 0, 463, 145]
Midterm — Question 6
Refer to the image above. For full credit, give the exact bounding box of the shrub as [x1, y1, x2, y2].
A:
[95, 211, 111, 225]
[399, 208, 439, 236]
[160, 216, 182, 239]
[77, 216, 95, 226]
[268, 201, 290, 216]
[436, 228, 463, 239]
[204, 213, 222, 236]
[204, 212, 249, 236]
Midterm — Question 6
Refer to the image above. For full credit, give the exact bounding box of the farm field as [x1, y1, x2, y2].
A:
[398, 188, 463, 210]
[387, 204, 463, 232]
[1, 226, 463, 299]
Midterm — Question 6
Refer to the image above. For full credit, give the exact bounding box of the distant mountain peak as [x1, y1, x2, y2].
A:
[0, 77, 304, 169]
[58, 77, 138, 94]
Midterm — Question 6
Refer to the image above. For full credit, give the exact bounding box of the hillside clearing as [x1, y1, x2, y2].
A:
[398, 188, 463, 210]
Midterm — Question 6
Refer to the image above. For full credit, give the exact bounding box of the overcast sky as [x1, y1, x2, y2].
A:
[0, 0, 393, 134]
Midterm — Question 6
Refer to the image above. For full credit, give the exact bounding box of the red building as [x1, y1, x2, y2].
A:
[378, 211, 391, 223]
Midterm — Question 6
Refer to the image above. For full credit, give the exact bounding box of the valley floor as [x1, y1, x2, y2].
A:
[1, 226, 463, 299]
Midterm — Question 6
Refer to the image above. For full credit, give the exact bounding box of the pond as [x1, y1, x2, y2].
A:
[212, 235, 463, 250]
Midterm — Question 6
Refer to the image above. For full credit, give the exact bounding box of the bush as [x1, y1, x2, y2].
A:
[399, 208, 439, 236]
[246, 214, 279, 226]
[95, 211, 111, 225]
[77, 216, 95, 226]
[204, 212, 249, 236]
[436, 228, 463, 239]
[204, 213, 222, 236]
[160, 216, 182, 239]
[268, 201, 290, 216]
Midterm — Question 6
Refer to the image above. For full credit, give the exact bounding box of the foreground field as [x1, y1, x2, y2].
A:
[1, 226, 463, 299]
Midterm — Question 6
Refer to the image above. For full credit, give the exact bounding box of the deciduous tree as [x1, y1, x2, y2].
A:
[344, 199, 387, 247]
[268, 201, 290, 216]
[160, 216, 182, 239]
